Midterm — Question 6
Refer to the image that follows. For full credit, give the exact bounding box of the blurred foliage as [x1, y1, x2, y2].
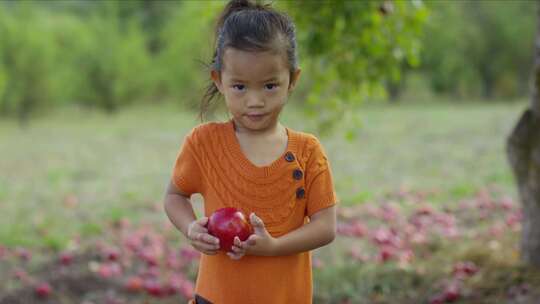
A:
[73, 1, 154, 112]
[156, 1, 222, 109]
[0, 0, 536, 128]
[284, 0, 429, 136]
[421, 0, 535, 99]
[0, 2, 58, 125]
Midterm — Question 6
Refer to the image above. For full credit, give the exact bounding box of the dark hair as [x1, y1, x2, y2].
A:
[199, 0, 298, 121]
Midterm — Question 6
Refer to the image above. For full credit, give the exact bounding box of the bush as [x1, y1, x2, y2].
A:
[0, 3, 58, 124]
[73, 2, 154, 112]
[155, 1, 222, 110]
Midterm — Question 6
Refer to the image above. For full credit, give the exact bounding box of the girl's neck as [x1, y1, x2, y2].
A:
[232, 118, 284, 139]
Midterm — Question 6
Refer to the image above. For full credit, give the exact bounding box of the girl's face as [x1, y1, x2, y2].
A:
[211, 48, 301, 135]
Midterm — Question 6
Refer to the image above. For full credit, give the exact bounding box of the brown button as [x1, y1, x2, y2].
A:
[293, 169, 303, 180]
[296, 187, 305, 199]
[284, 152, 295, 162]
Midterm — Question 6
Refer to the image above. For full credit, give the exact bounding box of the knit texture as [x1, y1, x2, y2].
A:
[171, 119, 338, 304]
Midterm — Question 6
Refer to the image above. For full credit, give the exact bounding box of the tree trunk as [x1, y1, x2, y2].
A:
[506, 1, 540, 268]
[387, 72, 406, 103]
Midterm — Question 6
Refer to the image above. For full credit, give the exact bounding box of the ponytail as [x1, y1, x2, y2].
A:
[215, 0, 270, 32]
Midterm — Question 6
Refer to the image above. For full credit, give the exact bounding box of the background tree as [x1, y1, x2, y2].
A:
[507, 2, 540, 268]
[283, 0, 428, 136]
[1, 0, 536, 128]
[0, 3, 57, 126]
[421, 0, 535, 100]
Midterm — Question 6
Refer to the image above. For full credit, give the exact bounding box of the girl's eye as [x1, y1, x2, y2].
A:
[232, 84, 245, 91]
[265, 83, 278, 90]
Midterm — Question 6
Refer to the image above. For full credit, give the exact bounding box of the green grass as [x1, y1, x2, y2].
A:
[284, 101, 525, 205]
[0, 100, 526, 248]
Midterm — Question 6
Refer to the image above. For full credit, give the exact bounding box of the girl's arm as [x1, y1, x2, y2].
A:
[163, 181, 221, 255]
[230, 205, 336, 258]
[272, 205, 336, 256]
[163, 181, 197, 237]
[273, 206, 336, 255]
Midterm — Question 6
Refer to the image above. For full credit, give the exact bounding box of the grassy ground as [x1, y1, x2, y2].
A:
[1, 100, 536, 303]
[0, 100, 526, 249]
[319, 101, 523, 205]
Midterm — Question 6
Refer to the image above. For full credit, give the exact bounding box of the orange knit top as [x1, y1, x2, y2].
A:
[171, 119, 338, 304]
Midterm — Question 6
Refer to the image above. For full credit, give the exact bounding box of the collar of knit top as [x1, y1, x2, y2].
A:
[224, 119, 299, 177]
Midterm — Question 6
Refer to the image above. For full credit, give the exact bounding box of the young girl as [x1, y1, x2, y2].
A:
[164, 1, 338, 303]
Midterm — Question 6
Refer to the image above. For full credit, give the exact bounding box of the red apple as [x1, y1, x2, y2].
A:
[429, 295, 445, 304]
[443, 283, 461, 302]
[452, 261, 478, 278]
[207, 207, 253, 252]
[379, 246, 394, 262]
[35, 282, 52, 298]
[103, 247, 120, 261]
[59, 251, 74, 266]
[144, 279, 165, 297]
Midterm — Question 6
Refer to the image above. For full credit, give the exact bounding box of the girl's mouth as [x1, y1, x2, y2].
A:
[246, 113, 267, 121]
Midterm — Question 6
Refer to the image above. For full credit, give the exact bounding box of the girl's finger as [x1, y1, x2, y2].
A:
[198, 245, 218, 255]
[189, 232, 203, 242]
[191, 242, 217, 255]
[231, 245, 243, 253]
[200, 233, 220, 245]
[246, 234, 257, 245]
[190, 232, 218, 245]
[198, 217, 209, 225]
[193, 240, 220, 251]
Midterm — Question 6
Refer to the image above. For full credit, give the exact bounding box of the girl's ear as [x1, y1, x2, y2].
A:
[288, 68, 302, 92]
[211, 70, 224, 94]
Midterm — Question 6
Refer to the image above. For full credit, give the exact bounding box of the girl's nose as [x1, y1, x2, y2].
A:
[245, 93, 265, 108]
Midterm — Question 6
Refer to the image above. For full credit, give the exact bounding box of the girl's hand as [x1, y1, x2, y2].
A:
[187, 217, 220, 255]
[228, 213, 277, 260]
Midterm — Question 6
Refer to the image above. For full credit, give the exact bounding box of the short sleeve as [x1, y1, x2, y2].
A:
[305, 138, 339, 217]
[171, 131, 203, 196]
